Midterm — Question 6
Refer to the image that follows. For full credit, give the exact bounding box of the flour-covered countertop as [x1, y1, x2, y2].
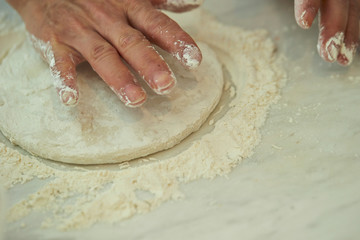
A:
[2, 0, 360, 239]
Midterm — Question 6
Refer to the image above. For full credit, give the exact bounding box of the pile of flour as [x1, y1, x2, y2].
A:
[0, 10, 286, 230]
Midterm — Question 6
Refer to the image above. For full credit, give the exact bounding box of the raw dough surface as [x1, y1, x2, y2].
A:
[0, 38, 223, 164]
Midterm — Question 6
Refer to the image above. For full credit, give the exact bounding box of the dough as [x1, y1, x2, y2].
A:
[0, 37, 223, 164]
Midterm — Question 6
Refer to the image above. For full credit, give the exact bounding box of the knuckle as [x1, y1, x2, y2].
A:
[68, 18, 88, 34]
[90, 43, 116, 62]
[45, 3, 89, 39]
[146, 12, 174, 33]
[54, 55, 68, 66]
[118, 31, 145, 51]
[46, 2, 70, 19]
[127, 1, 148, 16]
[87, 2, 114, 24]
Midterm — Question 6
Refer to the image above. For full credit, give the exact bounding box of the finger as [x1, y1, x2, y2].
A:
[150, 0, 204, 13]
[337, 0, 359, 66]
[127, 2, 202, 69]
[101, 24, 176, 95]
[51, 44, 82, 106]
[318, 0, 349, 62]
[72, 31, 147, 107]
[76, 2, 177, 95]
[28, 34, 81, 106]
[294, 0, 321, 29]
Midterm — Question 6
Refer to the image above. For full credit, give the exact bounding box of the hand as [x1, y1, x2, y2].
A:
[6, 0, 203, 107]
[294, 0, 359, 66]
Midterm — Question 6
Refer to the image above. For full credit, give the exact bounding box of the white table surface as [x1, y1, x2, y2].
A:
[1, 0, 360, 239]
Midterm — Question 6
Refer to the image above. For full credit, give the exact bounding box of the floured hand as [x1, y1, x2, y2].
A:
[6, 0, 203, 107]
[295, 0, 359, 66]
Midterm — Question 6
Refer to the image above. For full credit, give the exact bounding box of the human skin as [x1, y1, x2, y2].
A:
[294, 0, 360, 66]
[6, 0, 203, 107]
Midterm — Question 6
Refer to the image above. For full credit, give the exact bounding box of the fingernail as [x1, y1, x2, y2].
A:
[174, 42, 202, 69]
[59, 88, 79, 106]
[323, 32, 344, 62]
[298, 10, 309, 29]
[338, 44, 357, 66]
[152, 71, 177, 95]
[119, 84, 147, 107]
[297, 7, 317, 29]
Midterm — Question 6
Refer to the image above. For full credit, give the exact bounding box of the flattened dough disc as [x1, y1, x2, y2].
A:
[0, 39, 223, 164]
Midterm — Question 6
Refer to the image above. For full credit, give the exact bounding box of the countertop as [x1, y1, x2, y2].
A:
[1, 0, 360, 239]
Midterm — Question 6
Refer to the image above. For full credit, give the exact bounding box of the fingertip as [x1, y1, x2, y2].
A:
[295, 0, 320, 29]
[51, 45, 82, 107]
[151, 71, 177, 95]
[115, 84, 147, 108]
[174, 42, 202, 69]
[183, 44, 202, 69]
[296, 6, 318, 29]
[337, 55, 350, 66]
[53, 70, 79, 107]
[337, 43, 357, 66]
[297, 9, 310, 29]
[318, 32, 344, 63]
[59, 87, 79, 107]
[337, 0, 359, 66]
[52, 69, 80, 107]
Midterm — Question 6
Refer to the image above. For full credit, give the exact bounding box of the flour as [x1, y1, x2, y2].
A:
[0, 10, 286, 230]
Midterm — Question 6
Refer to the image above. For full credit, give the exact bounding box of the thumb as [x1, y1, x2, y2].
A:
[150, 0, 204, 13]
[50, 44, 81, 106]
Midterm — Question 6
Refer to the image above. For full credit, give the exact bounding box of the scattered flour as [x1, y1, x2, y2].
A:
[0, 10, 286, 231]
